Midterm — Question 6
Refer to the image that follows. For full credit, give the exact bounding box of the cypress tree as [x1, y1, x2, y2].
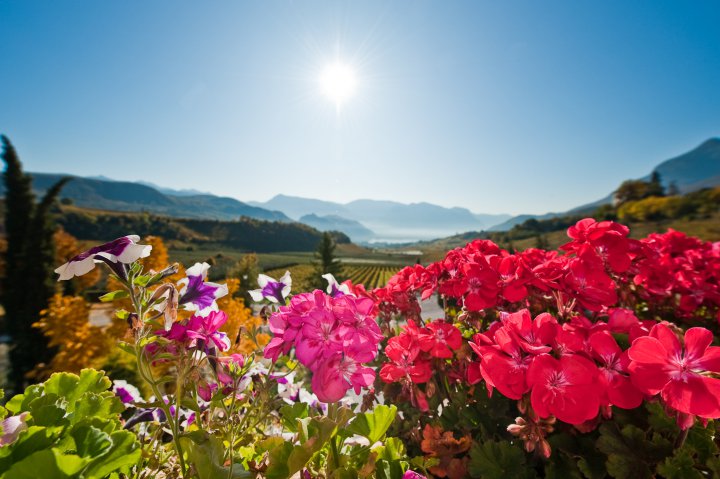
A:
[312, 232, 343, 289]
[1, 136, 67, 391]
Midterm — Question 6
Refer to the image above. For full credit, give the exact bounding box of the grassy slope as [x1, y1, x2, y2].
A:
[414, 213, 720, 262]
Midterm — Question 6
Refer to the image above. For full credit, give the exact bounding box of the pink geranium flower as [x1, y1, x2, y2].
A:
[311, 353, 375, 403]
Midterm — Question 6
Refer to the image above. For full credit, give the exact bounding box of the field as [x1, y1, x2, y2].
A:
[264, 263, 403, 291]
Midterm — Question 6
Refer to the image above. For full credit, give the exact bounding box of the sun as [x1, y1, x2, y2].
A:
[319, 62, 357, 110]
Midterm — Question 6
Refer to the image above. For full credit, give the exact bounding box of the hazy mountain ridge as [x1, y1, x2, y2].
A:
[252, 195, 512, 242]
[5, 138, 717, 241]
[299, 214, 375, 242]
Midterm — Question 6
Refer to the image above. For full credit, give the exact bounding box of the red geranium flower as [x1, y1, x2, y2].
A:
[418, 320, 463, 358]
[380, 333, 433, 384]
[526, 353, 600, 424]
[588, 331, 643, 410]
[628, 323, 720, 421]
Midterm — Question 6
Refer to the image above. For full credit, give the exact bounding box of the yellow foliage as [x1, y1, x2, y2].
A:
[34, 294, 112, 376]
[617, 195, 685, 222]
[218, 278, 268, 355]
[141, 235, 169, 273]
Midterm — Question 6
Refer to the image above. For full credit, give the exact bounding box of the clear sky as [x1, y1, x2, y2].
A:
[1, 1, 719, 215]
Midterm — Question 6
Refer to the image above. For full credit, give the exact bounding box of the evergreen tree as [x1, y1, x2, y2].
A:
[312, 232, 342, 289]
[1, 136, 68, 391]
[534, 234, 549, 250]
[647, 171, 665, 197]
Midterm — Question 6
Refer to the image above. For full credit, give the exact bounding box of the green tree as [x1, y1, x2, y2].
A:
[1, 136, 68, 392]
[312, 232, 342, 289]
[647, 171, 665, 197]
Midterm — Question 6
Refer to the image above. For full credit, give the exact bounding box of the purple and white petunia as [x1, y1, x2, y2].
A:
[112, 379, 143, 405]
[0, 412, 29, 446]
[55, 235, 152, 281]
[249, 271, 292, 304]
[322, 273, 352, 298]
[178, 262, 228, 314]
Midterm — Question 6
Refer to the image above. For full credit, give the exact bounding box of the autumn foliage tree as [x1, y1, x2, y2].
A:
[33, 294, 108, 375]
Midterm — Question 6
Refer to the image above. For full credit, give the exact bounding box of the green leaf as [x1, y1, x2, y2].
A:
[70, 425, 112, 458]
[545, 453, 583, 479]
[467, 440, 536, 479]
[5, 385, 43, 414]
[375, 458, 406, 479]
[5, 425, 60, 465]
[646, 401, 679, 435]
[280, 402, 309, 433]
[685, 422, 718, 463]
[28, 393, 67, 427]
[297, 415, 338, 447]
[375, 437, 406, 462]
[346, 405, 397, 444]
[3, 448, 88, 479]
[656, 447, 703, 479]
[596, 422, 675, 479]
[180, 431, 250, 479]
[99, 290, 129, 302]
[43, 369, 113, 413]
[72, 392, 124, 423]
[83, 429, 142, 478]
[258, 437, 293, 479]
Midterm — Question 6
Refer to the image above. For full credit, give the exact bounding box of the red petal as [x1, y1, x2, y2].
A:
[526, 354, 556, 387]
[628, 363, 669, 395]
[683, 328, 713, 362]
[628, 337, 669, 365]
[588, 331, 621, 359]
[697, 347, 720, 373]
[650, 323, 681, 356]
[608, 375, 644, 410]
[560, 354, 597, 385]
[662, 375, 720, 418]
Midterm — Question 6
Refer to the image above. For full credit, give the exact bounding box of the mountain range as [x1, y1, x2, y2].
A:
[4, 138, 718, 243]
[249, 196, 512, 242]
[487, 138, 720, 231]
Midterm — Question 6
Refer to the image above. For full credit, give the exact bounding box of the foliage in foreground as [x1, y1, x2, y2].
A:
[0, 369, 140, 478]
[2, 217, 720, 478]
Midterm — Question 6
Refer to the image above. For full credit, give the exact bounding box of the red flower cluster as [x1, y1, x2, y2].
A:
[374, 219, 720, 326]
[374, 219, 720, 435]
[380, 319, 463, 385]
[467, 309, 643, 424]
[633, 229, 720, 317]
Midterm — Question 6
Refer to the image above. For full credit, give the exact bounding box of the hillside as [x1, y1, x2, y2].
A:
[55, 205, 350, 253]
[488, 138, 720, 231]
[1, 173, 291, 222]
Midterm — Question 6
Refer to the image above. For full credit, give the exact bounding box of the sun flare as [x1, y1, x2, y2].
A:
[319, 62, 357, 109]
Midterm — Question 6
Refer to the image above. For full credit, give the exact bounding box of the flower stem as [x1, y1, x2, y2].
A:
[674, 427, 689, 449]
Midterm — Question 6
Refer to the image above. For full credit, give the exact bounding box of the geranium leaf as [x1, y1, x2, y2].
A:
[468, 440, 536, 479]
[655, 447, 703, 479]
[3, 448, 88, 479]
[346, 405, 397, 444]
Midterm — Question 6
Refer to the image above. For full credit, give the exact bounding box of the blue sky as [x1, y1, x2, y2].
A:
[1, 1, 719, 215]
